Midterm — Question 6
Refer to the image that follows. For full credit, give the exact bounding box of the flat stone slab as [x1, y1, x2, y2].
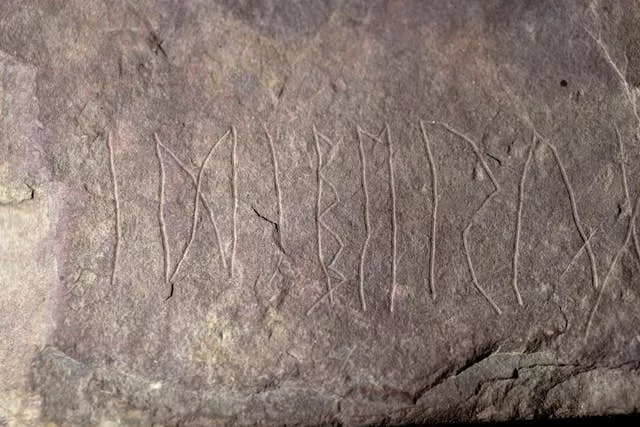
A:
[1, 1, 640, 425]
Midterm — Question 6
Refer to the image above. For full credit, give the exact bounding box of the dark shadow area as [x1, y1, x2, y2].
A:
[400, 414, 640, 426]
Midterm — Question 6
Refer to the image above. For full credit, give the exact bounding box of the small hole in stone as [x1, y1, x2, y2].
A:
[560, 79, 568, 87]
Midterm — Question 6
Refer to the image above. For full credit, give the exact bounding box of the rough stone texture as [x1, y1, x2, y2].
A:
[1, 1, 640, 425]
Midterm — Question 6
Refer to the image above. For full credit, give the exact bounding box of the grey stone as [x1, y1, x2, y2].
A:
[1, 1, 640, 425]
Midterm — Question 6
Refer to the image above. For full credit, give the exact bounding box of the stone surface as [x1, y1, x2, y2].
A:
[1, 1, 640, 425]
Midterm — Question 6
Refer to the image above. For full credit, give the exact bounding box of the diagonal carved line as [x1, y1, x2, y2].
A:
[316, 131, 347, 282]
[585, 193, 640, 341]
[430, 121, 503, 315]
[154, 135, 227, 272]
[615, 124, 640, 263]
[538, 133, 599, 292]
[170, 130, 230, 283]
[314, 126, 333, 304]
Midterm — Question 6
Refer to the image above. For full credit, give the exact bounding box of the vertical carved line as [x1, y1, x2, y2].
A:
[314, 126, 333, 303]
[431, 122, 503, 315]
[544, 138, 599, 291]
[512, 136, 535, 306]
[154, 134, 171, 298]
[420, 120, 438, 300]
[230, 126, 238, 277]
[616, 125, 640, 261]
[320, 176, 346, 282]
[171, 130, 229, 283]
[585, 193, 640, 341]
[264, 125, 285, 253]
[357, 127, 370, 312]
[155, 138, 227, 271]
[387, 124, 399, 313]
[317, 133, 346, 280]
[306, 129, 348, 313]
[106, 131, 121, 290]
[585, 28, 640, 141]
